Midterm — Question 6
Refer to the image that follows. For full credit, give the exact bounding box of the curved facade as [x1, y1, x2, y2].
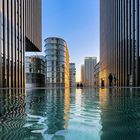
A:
[45, 37, 69, 88]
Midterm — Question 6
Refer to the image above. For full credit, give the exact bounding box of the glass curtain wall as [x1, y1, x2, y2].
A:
[44, 37, 70, 88]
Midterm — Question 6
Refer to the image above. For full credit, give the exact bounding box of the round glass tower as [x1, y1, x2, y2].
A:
[44, 37, 69, 88]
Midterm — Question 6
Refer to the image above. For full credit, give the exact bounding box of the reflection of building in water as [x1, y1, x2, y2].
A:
[70, 88, 76, 94]
[0, 89, 25, 119]
[99, 88, 140, 140]
[0, 89, 26, 139]
[81, 88, 100, 112]
[26, 88, 70, 135]
[64, 88, 70, 128]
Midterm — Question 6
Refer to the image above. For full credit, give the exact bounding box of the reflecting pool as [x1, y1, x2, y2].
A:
[0, 88, 140, 140]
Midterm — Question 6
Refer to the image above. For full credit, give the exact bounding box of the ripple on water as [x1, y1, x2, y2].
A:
[1, 88, 140, 140]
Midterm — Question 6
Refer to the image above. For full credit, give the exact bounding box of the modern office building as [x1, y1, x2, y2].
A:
[69, 63, 76, 87]
[84, 57, 97, 86]
[44, 37, 70, 88]
[94, 62, 100, 87]
[0, 0, 42, 88]
[25, 55, 45, 88]
[25, 0, 42, 52]
[100, 0, 140, 86]
[81, 64, 85, 85]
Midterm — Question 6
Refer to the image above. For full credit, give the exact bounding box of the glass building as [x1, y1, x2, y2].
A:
[69, 63, 76, 87]
[0, 0, 42, 88]
[81, 64, 85, 85]
[26, 55, 45, 88]
[44, 37, 69, 88]
[100, 0, 140, 86]
[84, 57, 97, 87]
[93, 62, 100, 87]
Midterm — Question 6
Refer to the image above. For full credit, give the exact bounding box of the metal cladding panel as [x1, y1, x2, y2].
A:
[100, 0, 140, 86]
[25, 0, 42, 52]
[0, 0, 25, 88]
[0, 0, 42, 88]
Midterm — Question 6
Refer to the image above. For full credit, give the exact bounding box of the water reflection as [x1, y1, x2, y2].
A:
[25, 88, 70, 139]
[1, 88, 140, 140]
[69, 88, 101, 140]
[99, 88, 140, 140]
[0, 89, 26, 140]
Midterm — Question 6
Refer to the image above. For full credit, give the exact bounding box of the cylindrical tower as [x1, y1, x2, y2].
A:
[44, 37, 69, 88]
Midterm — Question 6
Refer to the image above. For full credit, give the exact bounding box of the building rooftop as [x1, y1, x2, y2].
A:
[85, 57, 97, 60]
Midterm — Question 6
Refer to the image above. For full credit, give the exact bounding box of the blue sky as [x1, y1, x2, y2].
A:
[28, 0, 100, 82]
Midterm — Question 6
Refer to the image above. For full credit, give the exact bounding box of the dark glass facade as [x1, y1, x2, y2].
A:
[100, 0, 140, 86]
[45, 37, 69, 88]
[0, 0, 42, 88]
[69, 63, 76, 87]
[26, 56, 45, 88]
[94, 62, 100, 87]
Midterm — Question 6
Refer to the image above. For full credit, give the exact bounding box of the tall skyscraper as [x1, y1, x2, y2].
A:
[44, 37, 70, 88]
[93, 62, 100, 87]
[0, 0, 42, 88]
[84, 57, 97, 86]
[81, 64, 85, 85]
[69, 63, 76, 87]
[100, 0, 140, 86]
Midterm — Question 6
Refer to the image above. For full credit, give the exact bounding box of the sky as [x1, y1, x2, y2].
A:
[28, 0, 100, 82]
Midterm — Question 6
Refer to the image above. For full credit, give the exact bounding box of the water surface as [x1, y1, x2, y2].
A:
[0, 88, 140, 140]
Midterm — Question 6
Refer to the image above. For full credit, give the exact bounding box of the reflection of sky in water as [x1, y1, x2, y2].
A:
[1, 88, 140, 140]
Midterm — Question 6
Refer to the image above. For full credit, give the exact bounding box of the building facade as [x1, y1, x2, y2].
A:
[45, 37, 69, 88]
[100, 0, 140, 86]
[84, 57, 97, 86]
[0, 0, 42, 88]
[69, 63, 76, 87]
[26, 55, 45, 88]
[81, 64, 85, 85]
[25, 0, 42, 52]
[94, 62, 100, 87]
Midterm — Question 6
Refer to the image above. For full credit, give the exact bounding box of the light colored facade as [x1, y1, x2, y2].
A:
[84, 57, 97, 87]
[45, 37, 70, 88]
[69, 63, 76, 87]
[26, 55, 45, 88]
[0, 0, 42, 88]
[81, 64, 85, 85]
